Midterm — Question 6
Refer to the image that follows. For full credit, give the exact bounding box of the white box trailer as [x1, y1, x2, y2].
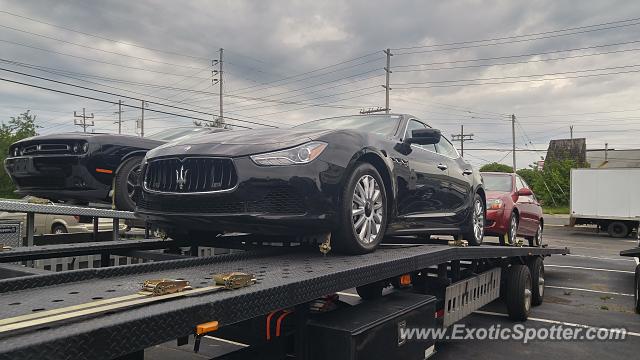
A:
[570, 168, 640, 237]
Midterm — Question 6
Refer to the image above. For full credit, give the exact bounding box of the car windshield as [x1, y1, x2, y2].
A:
[147, 127, 212, 141]
[482, 174, 513, 192]
[293, 115, 401, 136]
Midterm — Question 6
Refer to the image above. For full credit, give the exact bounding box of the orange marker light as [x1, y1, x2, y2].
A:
[399, 274, 412, 286]
[196, 321, 219, 335]
[95, 168, 113, 174]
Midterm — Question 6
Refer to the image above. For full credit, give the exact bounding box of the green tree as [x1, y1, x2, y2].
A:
[0, 111, 40, 198]
[479, 162, 513, 173]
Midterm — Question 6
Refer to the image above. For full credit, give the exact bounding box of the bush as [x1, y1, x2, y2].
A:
[479, 162, 513, 173]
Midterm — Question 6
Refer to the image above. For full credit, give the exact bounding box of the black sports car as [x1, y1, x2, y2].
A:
[4, 127, 225, 211]
[136, 114, 486, 254]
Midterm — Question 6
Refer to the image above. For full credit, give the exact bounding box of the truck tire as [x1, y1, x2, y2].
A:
[607, 221, 629, 238]
[527, 257, 545, 306]
[114, 156, 143, 211]
[635, 264, 640, 314]
[504, 264, 532, 321]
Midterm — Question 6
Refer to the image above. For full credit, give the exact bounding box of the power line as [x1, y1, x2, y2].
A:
[393, 39, 640, 70]
[0, 76, 258, 129]
[0, 39, 211, 80]
[394, 46, 640, 73]
[391, 68, 640, 89]
[391, 16, 640, 51]
[392, 20, 640, 55]
[0, 24, 210, 71]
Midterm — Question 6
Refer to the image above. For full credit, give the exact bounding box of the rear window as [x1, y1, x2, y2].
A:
[482, 174, 513, 192]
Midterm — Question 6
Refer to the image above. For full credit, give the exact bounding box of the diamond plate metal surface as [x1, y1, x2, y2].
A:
[0, 245, 568, 360]
[0, 200, 137, 220]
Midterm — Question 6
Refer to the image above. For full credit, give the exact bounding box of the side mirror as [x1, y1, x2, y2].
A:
[406, 128, 441, 145]
[518, 188, 533, 196]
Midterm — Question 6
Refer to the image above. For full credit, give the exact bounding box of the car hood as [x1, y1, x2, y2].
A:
[486, 190, 511, 200]
[147, 128, 336, 158]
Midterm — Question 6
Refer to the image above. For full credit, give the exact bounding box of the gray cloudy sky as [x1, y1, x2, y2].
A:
[1, 0, 639, 168]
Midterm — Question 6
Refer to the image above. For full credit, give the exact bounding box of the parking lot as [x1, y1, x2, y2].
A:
[143, 221, 639, 359]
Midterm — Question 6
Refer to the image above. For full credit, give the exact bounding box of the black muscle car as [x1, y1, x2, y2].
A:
[4, 127, 225, 211]
[136, 114, 486, 254]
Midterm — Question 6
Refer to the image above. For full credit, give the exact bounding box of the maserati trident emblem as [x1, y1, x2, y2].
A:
[176, 165, 189, 190]
[184, 145, 191, 152]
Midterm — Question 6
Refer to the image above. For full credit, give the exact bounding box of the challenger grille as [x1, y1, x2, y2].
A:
[144, 157, 237, 193]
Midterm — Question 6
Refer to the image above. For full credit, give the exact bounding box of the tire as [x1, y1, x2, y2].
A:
[356, 282, 385, 300]
[334, 163, 388, 254]
[504, 264, 532, 321]
[527, 221, 543, 247]
[114, 156, 143, 211]
[462, 193, 484, 246]
[607, 221, 629, 238]
[500, 212, 518, 246]
[634, 264, 640, 314]
[51, 224, 67, 234]
[527, 257, 545, 306]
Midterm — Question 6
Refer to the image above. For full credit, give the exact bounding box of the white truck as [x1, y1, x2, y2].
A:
[570, 168, 640, 237]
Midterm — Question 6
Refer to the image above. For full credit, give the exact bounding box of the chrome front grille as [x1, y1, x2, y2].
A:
[143, 157, 237, 193]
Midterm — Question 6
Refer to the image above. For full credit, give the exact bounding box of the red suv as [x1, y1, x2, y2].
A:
[481, 172, 543, 247]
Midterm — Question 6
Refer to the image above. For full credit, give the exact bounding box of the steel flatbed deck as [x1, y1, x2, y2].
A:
[0, 242, 568, 360]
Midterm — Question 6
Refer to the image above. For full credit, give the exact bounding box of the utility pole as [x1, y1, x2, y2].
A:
[382, 48, 392, 114]
[451, 125, 474, 157]
[218, 48, 224, 127]
[604, 142, 609, 162]
[114, 100, 123, 134]
[570, 125, 574, 139]
[73, 108, 94, 133]
[140, 100, 146, 137]
[511, 114, 516, 173]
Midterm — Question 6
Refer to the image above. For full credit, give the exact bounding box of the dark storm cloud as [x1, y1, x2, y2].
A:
[0, 0, 639, 166]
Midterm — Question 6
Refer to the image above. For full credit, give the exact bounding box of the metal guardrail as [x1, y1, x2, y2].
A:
[0, 200, 138, 248]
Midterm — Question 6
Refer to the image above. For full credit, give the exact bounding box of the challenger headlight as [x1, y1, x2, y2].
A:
[488, 199, 504, 210]
[12, 147, 19, 157]
[250, 141, 328, 166]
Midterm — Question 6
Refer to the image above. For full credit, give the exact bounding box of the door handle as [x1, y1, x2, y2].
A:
[462, 169, 473, 175]
[437, 163, 448, 171]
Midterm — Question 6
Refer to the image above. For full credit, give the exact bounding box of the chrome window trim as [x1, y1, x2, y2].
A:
[142, 156, 239, 195]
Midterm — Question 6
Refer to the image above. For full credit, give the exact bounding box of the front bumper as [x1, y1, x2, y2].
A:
[485, 208, 509, 235]
[4, 155, 111, 202]
[136, 156, 347, 234]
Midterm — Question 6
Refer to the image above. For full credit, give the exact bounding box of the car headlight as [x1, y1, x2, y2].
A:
[12, 147, 19, 157]
[250, 141, 328, 166]
[488, 199, 503, 210]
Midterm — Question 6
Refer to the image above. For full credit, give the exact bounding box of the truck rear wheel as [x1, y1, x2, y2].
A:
[607, 221, 629, 238]
[527, 257, 545, 306]
[504, 264, 532, 321]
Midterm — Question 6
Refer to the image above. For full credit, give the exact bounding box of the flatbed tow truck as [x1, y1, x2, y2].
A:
[0, 200, 569, 360]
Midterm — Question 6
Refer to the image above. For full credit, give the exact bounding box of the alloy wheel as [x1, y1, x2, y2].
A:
[472, 198, 484, 242]
[524, 274, 532, 313]
[535, 223, 543, 246]
[510, 216, 518, 245]
[127, 164, 141, 200]
[538, 266, 545, 298]
[351, 175, 384, 245]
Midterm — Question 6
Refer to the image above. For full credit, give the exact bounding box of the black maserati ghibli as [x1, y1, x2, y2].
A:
[4, 127, 225, 211]
[136, 114, 486, 254]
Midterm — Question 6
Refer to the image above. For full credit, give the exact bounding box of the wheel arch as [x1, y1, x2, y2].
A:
[346, 149, 396, 217]
[50, 220, 68, 233]
[115, 151, 147, 177]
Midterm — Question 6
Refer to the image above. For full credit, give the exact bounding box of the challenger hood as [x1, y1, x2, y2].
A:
[147, 128, 335, 158]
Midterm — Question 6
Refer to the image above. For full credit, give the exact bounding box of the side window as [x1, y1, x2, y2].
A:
[405, 120, 436, 152]
[435, 136, 459, 158]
